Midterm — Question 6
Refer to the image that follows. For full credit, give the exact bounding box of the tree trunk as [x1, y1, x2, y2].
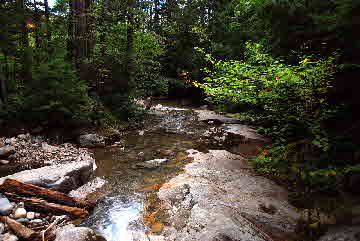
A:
[33, 0, 40, 50]
[19, 0, 32, 82]
[74, 0, 87, 59]
[67, 0, 74, 60]
[44, 0, 51, 45]
[126, 1, 136, 88]
[100, 0, 109, 58]
[0, 54, 8, 103]
[153, 0, 160, 31]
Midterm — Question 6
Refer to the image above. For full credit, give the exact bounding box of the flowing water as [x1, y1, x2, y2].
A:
[82, 102, 216, 241]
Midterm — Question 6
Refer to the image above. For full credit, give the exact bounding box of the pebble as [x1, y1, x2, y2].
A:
[16, 218, 29, 224]
[30, 219, 43, 224]
[0, 194, 13, 216]
[26, 212, 35, 220]
[0, 222, 5, 234]
[14, 207, 27, 219]
[0, 160, 9, 165]
[34, 212, 41, 218]
[3, 233, 18, 241]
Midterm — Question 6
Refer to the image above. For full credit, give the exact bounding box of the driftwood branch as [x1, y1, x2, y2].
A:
[0, 216, 39, 240]
[4, 192, 89, 219]
[0, 179, 95, 210]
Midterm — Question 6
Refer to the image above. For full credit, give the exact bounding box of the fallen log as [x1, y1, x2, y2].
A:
[0, 179, 95, 210]
[4, 192, 89, 219]
[0, 216, 39, 240]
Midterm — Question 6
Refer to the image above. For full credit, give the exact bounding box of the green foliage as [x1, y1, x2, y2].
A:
[201, 42, 358, 192]
[0, 48, 93, 122]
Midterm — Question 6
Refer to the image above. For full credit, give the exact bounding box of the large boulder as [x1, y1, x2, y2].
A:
[156, 150, 299, 241]
[78, 134, 105, 148]
[0, 154, 96, 193]
[0, 146, 15, 158]
[223, 124, 270, 156]
[69, 177, 111, 203]
[317, 226, 360, 241]
[194, 110, 242, 124]
[55, 224, 106, 241]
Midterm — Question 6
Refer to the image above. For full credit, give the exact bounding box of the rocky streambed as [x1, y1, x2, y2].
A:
[0, 101, 359, 241]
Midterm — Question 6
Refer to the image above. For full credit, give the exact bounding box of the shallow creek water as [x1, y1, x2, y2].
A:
[82, 102, 217, 241]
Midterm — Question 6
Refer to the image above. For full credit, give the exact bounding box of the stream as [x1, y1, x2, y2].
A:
[82, 101, 219, 241]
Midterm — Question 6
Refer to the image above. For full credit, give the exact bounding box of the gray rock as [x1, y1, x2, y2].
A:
[4, 138, 16, 145]
[194, 110, 242, 124]
[0, 156, 96, 193]
[3, 233, 18, 241]
[0, 222, 5, 234]
[0, 146, 15, 158]
[69, 177, 110, 202]
[0, 194, 13, 216]
[0, 160, 9, 165]
[17, 134, 30, 140]
[135, 159, 168, 169]
[42, 143, 59, 152]
[54, 224, 106, 241]
[78, 134, 105, 148]
[16, 218, 29, 224]
[157, 150, 299, 241]
[317, 226, 360, 241]
[30, 219, 43, 224]
[223, 124, 271, 156]
[14, 207, 27, 219]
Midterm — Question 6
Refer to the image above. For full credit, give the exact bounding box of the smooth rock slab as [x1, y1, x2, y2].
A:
[54, 224, 106, 241]
[0, 156, 96, 193]
[157, 150, 299, 241]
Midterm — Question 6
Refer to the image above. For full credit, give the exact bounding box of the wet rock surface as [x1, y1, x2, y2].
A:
[156, 150, 299, 241]
[69, 177, 111, 203]
[55, 224, 106, 241]
[317, 226, 360, 241]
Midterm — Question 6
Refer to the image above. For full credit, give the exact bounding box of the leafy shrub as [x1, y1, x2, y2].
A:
[200, 42, 359, 192]
[0, 48, 93, 122]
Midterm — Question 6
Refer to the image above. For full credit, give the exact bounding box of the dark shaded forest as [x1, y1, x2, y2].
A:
[1, 0, 360, 236]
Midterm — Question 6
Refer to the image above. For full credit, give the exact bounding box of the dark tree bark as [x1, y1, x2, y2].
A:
[19, 0, 32, 82]
[44, 0, 51, 45]
[153, 0, 160, 31]
[126, 0, 136, 87]
[67, 0, 74, 60]
[0, 54, 8, 103]
[33, 0, 40, 49]
[100, 0, 109, 58]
